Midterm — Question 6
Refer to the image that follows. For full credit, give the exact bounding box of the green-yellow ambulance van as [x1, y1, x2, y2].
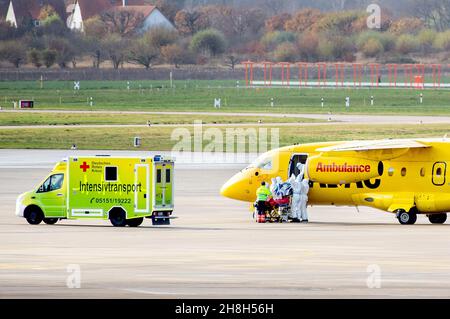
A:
[16, 155, 175, 227]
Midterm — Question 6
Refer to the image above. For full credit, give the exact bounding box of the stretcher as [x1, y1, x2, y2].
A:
[254, 196, 293, 223]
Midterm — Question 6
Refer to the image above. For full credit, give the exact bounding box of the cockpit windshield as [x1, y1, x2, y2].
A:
[249, 153, 273, 170]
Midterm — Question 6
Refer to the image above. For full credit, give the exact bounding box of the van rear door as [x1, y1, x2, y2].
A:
[153, 161, 174, 211]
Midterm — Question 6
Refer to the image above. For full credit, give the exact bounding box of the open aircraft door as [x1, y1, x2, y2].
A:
[432, 162, 447, 186]
[288, 154, 308, 178]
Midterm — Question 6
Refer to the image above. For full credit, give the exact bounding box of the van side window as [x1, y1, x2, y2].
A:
[166, 169, 171, 183]
[105, 166, 118, 182]
[156, 169, 162, 183]
[37, 174, 64, 193]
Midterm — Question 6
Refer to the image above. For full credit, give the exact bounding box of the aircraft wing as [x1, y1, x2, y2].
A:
[316, 139, 431, 152]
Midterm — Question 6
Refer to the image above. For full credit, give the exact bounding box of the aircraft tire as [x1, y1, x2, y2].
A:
[43, 218, 58, 225]
[25, 207, 44, 225]
[127, 217, 144, 227]
[428, 213, 447, 224]
[397, 209, 417, 225]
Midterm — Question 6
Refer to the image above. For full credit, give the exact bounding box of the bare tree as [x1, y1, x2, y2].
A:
[128, 38, 159, 69]
[100, 9, 145, 37]
[412, 0, 450, 31]
[101, 35, 130, 69]
[225, 55, 239, 70]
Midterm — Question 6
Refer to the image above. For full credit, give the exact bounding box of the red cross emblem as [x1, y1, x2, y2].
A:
[80, 162, 90, 172]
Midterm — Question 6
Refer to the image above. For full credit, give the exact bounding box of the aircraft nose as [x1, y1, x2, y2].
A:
[220, 171, 251, 201]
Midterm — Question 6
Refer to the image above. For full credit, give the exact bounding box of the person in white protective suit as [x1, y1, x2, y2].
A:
[274, 176, 283, 199]
[296, 162, 305, 177]
[299, 177, 310, 223]
[295, 162, 309, 222]
[290, 174, 302, 223]
[270, 178, 278, 196]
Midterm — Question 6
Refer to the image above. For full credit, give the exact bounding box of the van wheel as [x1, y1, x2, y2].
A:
[25, 208, 44, 225]
[127, 218, 144, 227]
[110, 209, 127, 227]
[397, 209, 417, 225]
[43, 218, 58, 225]
[428, 214, 447, 224]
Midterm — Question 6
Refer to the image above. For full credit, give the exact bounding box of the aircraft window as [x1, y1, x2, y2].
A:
[388, 168, 394, 176]
[420, 168, 426, 177]
[401, 168, 407, 177]
[259, 160, 272, 170]
[37, 174, 64, 193]
[437, 167, 442, 176]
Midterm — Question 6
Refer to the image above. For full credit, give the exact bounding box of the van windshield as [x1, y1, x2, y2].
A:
[37, 174, 64, 193]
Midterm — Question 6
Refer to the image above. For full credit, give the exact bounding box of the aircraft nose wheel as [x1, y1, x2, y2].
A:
[397, 209, 417, 225]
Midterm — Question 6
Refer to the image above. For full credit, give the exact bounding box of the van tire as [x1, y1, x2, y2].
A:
[43, 218, 58, 225]
[110, 209, 127, 227]
[127, 218, 144, 227]
[25, 207, 44, 225]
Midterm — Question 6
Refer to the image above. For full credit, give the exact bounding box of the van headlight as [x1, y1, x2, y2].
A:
[15, 193, 25, 217]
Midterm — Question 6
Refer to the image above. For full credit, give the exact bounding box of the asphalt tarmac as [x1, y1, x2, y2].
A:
[1, 150, 450, 298]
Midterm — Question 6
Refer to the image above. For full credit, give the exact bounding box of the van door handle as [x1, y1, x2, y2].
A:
[57, 193, 63, 197]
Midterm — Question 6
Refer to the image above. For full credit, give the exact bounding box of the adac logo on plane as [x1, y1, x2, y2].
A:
[316, 162, 371, 173]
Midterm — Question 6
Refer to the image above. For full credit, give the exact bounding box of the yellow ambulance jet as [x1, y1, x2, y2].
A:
[221, 138, 450, 225]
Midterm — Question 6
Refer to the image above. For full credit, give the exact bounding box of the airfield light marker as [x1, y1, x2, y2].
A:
[335, 63, 345, 87]
[298, 62, 308, 88]
[271, 98, 274, 107]
[317, 63, 327, 87]
[89, 97, 93, 107]
[352, 63, 363, 88]
[369, 64, 380, 88]
[262, 61, 274, 87]
[420, 93, 423, 104]
[370, 96, 374, 106]
[243, 61, 255, 87]
[279, 62, 291, 87]
[431, 64, 442, 88]
[321, 98, 324, 108]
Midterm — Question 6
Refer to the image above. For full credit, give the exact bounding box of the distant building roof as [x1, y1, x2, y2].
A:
[113, 0, 148, 5]
[112, 5, 156, 18]
[75, 0, 112, 20]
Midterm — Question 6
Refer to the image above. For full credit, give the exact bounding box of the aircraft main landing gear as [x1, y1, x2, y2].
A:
[428, 213, 447, 224]
[396, 209, 417, 225]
